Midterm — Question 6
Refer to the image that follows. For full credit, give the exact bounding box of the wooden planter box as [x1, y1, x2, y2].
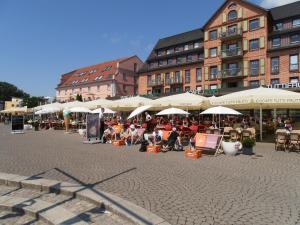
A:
[112, 140, 125, 146]
[185, 149, 202, 159]
[147, 145, 161, 153]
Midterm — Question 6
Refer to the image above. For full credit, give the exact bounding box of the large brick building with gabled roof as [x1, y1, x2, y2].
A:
[138, 0, 300, 97]
[56, 56, 143, 102]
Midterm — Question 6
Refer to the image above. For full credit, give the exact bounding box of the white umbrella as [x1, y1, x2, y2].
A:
[34, 109, 44, 115]
[84, 99, 112, 109]
[128, 105, 152, 119]
[152, 93, 207, 110]
[69, 107, 92, 113]
[156, 107, 190, 116]
[92, 108, 115, 114]
[62, 101, 89, 110]
[200, 106, 241, 115]
[201, 106, 242, 129]
[107, 96, 153, 110]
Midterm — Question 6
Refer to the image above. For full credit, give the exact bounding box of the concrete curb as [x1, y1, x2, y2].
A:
[0, 172, 171, 225]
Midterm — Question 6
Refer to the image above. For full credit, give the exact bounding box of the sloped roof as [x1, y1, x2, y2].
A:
[57, 57, 133, 88]
[270, 1, 300, 21]
[153, 28, 203, 50]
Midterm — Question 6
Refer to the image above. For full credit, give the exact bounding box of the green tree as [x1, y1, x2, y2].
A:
[0, 82, 29, 101]
[76, 94, 83, 102]
[22, 96, 45, 108]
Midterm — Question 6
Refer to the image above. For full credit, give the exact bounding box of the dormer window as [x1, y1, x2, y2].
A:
[228, 10, 237, 21]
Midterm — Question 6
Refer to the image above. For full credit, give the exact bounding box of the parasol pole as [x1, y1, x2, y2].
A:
[260, 104, 263, 142]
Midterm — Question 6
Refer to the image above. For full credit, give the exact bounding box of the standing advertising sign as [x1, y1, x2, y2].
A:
[84, 113, 101, 144]
[11, 115, 24, 134]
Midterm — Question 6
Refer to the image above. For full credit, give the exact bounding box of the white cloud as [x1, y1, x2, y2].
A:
[260, 0, 299, 8]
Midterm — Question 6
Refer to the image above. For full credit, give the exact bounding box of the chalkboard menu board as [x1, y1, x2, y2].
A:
[86, 114, 100, 141]
[11, 115, 24, 132]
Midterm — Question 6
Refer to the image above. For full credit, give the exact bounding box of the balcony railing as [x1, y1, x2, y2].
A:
[165, 77, 183, 85]
[220, 29, 242, 40]
[147, 79, 164, 87]
[221, 48, 243, 59]
[220, 68, 243, 78]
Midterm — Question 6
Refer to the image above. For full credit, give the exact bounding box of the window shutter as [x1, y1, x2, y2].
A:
[243, 80, 248, 87]
[217, 27, 221, 37]
[204, 31, 208, 41]
[222, 26, 226, 33]
[222, 13, 227, 23]
[238, 22, 242, 32]
[218, 65, 221, 78]
[238, 8, 243, 18]
[260, 79, 265, 86]
[260, 58, 265, 74]
[244, 60, 248, 76]
[243, 39, 248, 51]
[204, 67, 209, 81]
[243, 20, 248, 32]
[204, 48, 208, 58]
[238, 62, 243, 75]
[217, 46, 221, 56]
[260, 16, 265, 28]
[260, 36, 265, 49]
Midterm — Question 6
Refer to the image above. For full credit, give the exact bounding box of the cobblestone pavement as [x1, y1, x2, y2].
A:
[1, 124, 300, 225]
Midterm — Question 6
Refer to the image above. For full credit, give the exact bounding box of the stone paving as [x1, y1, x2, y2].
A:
[0, 124, 300, 225]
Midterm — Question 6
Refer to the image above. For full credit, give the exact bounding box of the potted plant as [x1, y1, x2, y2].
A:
[242, 138, 256, 155]
[222, 140, 242, 156]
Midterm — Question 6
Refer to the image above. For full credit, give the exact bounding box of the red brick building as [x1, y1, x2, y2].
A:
[56, 56, 143, 102]
[138, 0, 300, 96]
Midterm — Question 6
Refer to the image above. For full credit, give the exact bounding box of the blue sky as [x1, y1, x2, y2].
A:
[0, 0, 296, 97]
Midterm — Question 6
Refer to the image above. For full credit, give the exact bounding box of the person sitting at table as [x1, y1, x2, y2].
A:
[285, 119, 293, 131]
[122, 124, 138, 145]
[103, 125, 115, 144]
[164, 122, 172, 131]
[189, 121, 199, 133]
[146, 128, 163, 146]
[162, 127, 182, 152]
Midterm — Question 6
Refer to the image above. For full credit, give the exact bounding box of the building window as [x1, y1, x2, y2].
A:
[175, 46, 181, 52]
[123, 85, 127, 93]
[292, 19, 300, 27]
[156, 74, 161, 82]
[194, 42, 200, 48]
[290, 55, 299, 71]
[272, 37, 281, 47]
[275, 23, 283, 31]
[271, 79, 279, 85]
[228, 25, 237, 35]
[271, 57, 279, 74]
[228, 10, 237, 21]
[210, 48, 217, 57]
[165, 73, 170, 83]
[123, 73, 127, 81]
[166, 49, 173, 55]
[196, 86, 202, 91]
[250, 60, 259, 76]
[165, 88, 170, 94]
[185, 70, 190, 83]
[210, 66, 218, 80]
[210, 84, 218, 90]
[147, 75, 152, 85]
[210, 30, 217, 40]
[228, 63, 238, 76]
[184, 44, 189, 51]
[150, 62, 157, 68]
[249, 19, 259, 31]
[157, 50, 164, 56]
[176, 57, 185, 64]
[290, 77, 299, 83]
[249, 39, 259, 51]
[290, 34, 300, 44]
[185, 86, 191, 92]
[250, 80, 259, 88]
[175, 71, 181, 83]
[167, 58, 174, 65]
[187, 55, 193, 62]
[196, 68, 202, 82]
